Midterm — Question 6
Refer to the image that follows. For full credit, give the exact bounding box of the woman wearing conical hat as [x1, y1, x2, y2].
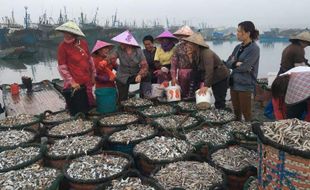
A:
[170, 25, 195, 99]
[91, 40, 117, 113]
[55, 21, 96, 111]
[183, 32, 230, 109]
[278, 31, 310, 75]
[109, 30, 150, 102]
[153, 30, 178, 83]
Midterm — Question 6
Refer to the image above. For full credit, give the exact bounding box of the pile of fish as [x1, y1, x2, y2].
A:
[154, 115, 199, 130]
[48, 119, 93, 136]
[66, 154, 129, 180]
[195, 109, 235, 123]
[99, 113, 139, 126]
[0, 146, 41, 171]
[262, 119, 310, 151]
[224, 121, 255, 137]
[107, 177, 156, 190]
[121, 97, 154, 107]
[153, 161, 224, 190]
[185, 127, 232, 146]
[47, 136, 102, 157]
[0, 164, 59, 189]
[0, 130, 35, 147]
[0, 114, 38, 127]
[109, 124, 155, 144]
[43, 111, 71, 123]
[247, 179, 258, 190]
[211, 146, 258, 171]
[134, 136, 193, 161]
[141, 105, 175, 117]
[177, 101, 196, 112]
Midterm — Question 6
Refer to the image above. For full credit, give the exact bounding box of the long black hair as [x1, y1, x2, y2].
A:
[271, 75, 290, 98]
[238, 21, 259, 40]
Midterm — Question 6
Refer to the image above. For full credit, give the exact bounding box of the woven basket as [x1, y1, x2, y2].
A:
[63, 151, 133, 190]
[252, 122, 310, 190]
[208, 144, 257, 190]
[257, 142, 310, 190]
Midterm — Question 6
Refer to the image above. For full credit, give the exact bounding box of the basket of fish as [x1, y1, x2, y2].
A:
[224, 121, 257, 149]
[209, 145, 258, 190]
[152, 114, 201, 136]
[0, 144, 46, 173]
[63, 151, 133, 190]
[252, 119, 310, 190]
[183, 126, 235, 158]
[0, 114, 41, 131]
[195, 108, 235, 125]
[138, 104, 176, 123]
[45, 136, 103, 170]
[46, 118, 94, 140]
[41, 109, 72, 126]
[106, 124, 157, 155]
[0, 128, 37, 150]
[121, 97, 154, 112]
[174, 100, 197, 113]
[0, 164, 63, 190]
[133, 136, 194, 175]
[153, 161, 226, 190]
[98, 112, 140, 135]
[96, 169, 164, 190]
[243, 176, 257, 190]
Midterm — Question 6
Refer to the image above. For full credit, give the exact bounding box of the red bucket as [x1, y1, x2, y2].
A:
[10, 83, 20, 95]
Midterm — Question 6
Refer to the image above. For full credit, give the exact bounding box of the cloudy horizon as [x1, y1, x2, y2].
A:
[0, 0, 309, 31]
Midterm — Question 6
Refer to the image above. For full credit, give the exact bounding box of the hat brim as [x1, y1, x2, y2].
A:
[289, 36, 310, 44]
[55, 29, 85, 37]
[91, 44, 114, 54]
[112, 40, 140, 47]
[182, 38, 209, 48]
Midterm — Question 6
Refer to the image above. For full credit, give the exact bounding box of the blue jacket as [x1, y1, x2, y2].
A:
[226, 42, 260, 92]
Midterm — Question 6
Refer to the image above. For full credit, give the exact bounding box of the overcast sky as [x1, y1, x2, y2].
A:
[0, 0, 309, 31]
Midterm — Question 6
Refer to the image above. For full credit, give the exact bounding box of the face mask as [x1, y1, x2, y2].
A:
[64, 36, 76, 44]
[161, 40, 175, 52]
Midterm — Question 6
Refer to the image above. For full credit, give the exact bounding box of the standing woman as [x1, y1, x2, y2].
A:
[170, 25, 195, 99]
[110, 30, 150, 101]
[56, 21, 96, 113]
[153, 30, 178, 83]
[183, 33, 230, 109]
[226, 21, 260, 121]
[91, 40, 117, 113]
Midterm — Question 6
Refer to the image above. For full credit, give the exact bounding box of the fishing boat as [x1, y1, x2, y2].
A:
[6, 7, 41, 47]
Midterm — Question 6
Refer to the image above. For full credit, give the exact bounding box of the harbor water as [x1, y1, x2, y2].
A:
[0, 41, 309, 84]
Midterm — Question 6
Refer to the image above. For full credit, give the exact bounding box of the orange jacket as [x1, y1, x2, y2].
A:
[92, 56, 117, 88]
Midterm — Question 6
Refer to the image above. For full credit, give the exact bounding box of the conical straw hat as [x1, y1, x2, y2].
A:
[173, 25, 194, 37]
[111, 30, 140, 47]
[183, 33, 209, 48]
[91, 40, 114, 54]
[55, 21, 85, 37]
[290, 31, 310, 43]
[155, 30, 178, 42]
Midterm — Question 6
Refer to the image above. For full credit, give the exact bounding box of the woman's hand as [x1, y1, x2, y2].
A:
[71, 82, 80, 89]
[153, 69, 162, 77]
[171, 78, 178, 86]
[236, 62, 243, 67]
[198, 86, 208, 95]
[135, 74, 142, 83]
